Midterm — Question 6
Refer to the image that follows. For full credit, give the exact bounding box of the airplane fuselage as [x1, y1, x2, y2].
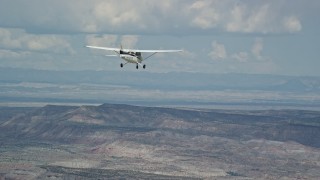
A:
[119, 51, 143, 64]
[120, 54, 142, 64]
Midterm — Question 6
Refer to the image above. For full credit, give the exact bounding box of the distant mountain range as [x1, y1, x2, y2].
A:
[1, 67, 320, 92]
[1, 67, 320, 108]
[1, 104, 320, 147]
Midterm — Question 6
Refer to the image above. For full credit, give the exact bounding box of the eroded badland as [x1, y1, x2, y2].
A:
[1, 104, 320, 179]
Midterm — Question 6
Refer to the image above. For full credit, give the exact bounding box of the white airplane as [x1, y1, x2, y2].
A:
[86, 45, 183, 69]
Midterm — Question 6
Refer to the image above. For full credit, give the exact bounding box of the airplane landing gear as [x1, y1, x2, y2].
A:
[122, 63, 145, 69]
[136, 64, 146, 69]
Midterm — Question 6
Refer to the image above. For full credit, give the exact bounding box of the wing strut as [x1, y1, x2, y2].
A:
[143, 52, 158, 61]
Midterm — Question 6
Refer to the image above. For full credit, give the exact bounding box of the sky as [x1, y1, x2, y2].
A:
[0, 0, 320, 76]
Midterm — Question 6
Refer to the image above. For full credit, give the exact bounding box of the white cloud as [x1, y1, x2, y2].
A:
[283, 16, 302, 32]
[0, 0, 305, 35]
[225, 3, 302, 34]
[0, 1, 316, 75]
[251, 38, 264, 60]
[25, 36, 73, 54]
[180, 49, 196, 59]
[86, 34, 118, 47]
[0, 28, 74, 54]
[232, 52, 249, 62]
[0, 28, 22, 49]
[188, 1, 220, 29]
[93, 1, 142, 29]
[226, 4, 271, 33]
[208, 37, 268, 63]
[208, 41, 227, 60]
[0, 49, 30, 59]
[85, 34, 138, 48]
[121, 35, 139, 48]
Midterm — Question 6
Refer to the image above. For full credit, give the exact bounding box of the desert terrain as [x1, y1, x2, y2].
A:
[0, 104, 320, 179]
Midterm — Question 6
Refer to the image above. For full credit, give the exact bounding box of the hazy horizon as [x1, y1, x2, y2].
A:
[1, 68, 319, 110]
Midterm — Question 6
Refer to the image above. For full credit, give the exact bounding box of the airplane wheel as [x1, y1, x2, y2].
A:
[136, 64, 139, 69]
[120, 63, 123, 68]
[143, 64, 146, 69]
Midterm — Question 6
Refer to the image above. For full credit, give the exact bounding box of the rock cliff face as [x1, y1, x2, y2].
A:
[1, 104, 320, 179]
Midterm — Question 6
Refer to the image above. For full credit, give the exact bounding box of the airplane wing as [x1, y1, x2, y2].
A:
[132, 49, 183, 53]
[86, 45, 183, 53]
[86, 46, 120, 51]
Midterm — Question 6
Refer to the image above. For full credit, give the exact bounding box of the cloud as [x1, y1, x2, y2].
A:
[180, 49, 196, 59]
[209, 38, 267, 63]
[86, 34, 118, 47]
[0, 49, 30, 59]
[85, 34, 138, 48]
[208, 41, 227, 60]
[0, 28, 74, 54]
[226, 4, 271, 33]
[0, 1, 316, 75]
[121, 35, 139, 48]
[225, 2, 302, 33]
[0, 28, 22, 49]
[92, 1, 143, 31]
[232, 52, 249, 62]
[283, 16, 302, 32]
[0, 0, 305, 35]
[251, 38, 264, 60]
[188, 1, 220, 29]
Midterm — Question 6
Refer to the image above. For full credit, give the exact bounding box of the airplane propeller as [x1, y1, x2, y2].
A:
[120, 44, 123, 54]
